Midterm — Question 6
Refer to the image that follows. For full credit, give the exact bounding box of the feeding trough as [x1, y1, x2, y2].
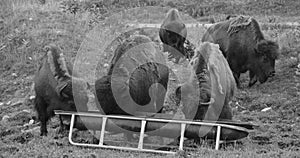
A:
[55, 110, 256, 154]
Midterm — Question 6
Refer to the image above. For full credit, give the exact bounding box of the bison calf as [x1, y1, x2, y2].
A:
[34, 45, 89, 136]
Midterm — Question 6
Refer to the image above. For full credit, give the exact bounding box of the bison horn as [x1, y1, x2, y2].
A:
[200, 98, 215, 106]
[56, 80, 72, 99]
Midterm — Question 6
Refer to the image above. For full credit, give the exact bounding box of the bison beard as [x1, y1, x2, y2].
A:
[202, 16, 279, 87]
[176, 42, 235, 121]
[159, 8, 187, 62]
[34, 45, 89, 136]
[95, 35, 169, 116]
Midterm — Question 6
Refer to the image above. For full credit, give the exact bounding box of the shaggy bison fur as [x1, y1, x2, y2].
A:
[95, 35, 169, 116]
[34, 45, 89, 136]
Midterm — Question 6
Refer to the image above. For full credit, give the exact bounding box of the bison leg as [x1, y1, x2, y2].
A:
[233, 73, 241, 88]
[35, 97, 48, 136]
[248, 70, 257, 87]
[58, 115, 68, 134]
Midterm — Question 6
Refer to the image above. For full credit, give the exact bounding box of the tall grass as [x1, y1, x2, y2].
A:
[9, 0, 61, 12]
[0, 0, 90, 75]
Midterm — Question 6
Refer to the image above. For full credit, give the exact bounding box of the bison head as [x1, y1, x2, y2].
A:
[159, 8, 187, 62]
[249, 40, 279, 86]
[162, 23, 186, 49]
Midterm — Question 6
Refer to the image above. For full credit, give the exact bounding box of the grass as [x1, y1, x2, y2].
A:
[0, 0, 300, 157]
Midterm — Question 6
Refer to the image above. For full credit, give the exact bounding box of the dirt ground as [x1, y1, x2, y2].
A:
[0, 0, 299, 157]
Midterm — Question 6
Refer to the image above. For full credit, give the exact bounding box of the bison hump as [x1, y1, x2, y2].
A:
[227, 16, 253, 35]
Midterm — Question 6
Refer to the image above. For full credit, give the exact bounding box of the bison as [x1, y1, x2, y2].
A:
[159, 8, 187, 62]
[202, 16, 279, 87]
[95, 34, 169, 116]
[176, 42, 235, 121]
[34, 45, 89, 136]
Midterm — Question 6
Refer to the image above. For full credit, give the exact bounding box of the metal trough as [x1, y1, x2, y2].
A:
[55, 110, 255, 154]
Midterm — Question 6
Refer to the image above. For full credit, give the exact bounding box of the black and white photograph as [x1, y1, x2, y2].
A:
[0, 0, 299, 157]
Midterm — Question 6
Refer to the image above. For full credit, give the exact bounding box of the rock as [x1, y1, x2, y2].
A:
[29, 96, 35, 100]
[0, 102, 3, 106]
[12, 73, 17, 77]
[23, 119, 35, 127]
[22, 109, 31, 113]
[241, 110, 249, 114]
[103, 63, 109, 68]
[261, 107, 272, 112]
[29, 119, 34, 125]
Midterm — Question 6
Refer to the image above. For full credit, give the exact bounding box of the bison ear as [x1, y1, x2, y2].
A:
[56, 80, 73, 99]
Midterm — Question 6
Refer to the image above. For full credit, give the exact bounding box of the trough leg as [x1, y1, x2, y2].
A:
[99, 117, 107, 145]
[138, 120, 147, 150]
[179, 123, 186, 151]
[68, 114, 76, 145]
[215, 126, 221, 150]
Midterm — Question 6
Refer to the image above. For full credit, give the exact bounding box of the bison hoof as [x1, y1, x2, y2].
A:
[248, 81, 257, 87]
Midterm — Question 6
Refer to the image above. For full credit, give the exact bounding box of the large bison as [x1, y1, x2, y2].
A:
[202, 16, 279, 87]
[176, 42, 235, 121]
[159, 8, 187, 62]
[34, 45, 89, 136]
[95, 35, 169, 116]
